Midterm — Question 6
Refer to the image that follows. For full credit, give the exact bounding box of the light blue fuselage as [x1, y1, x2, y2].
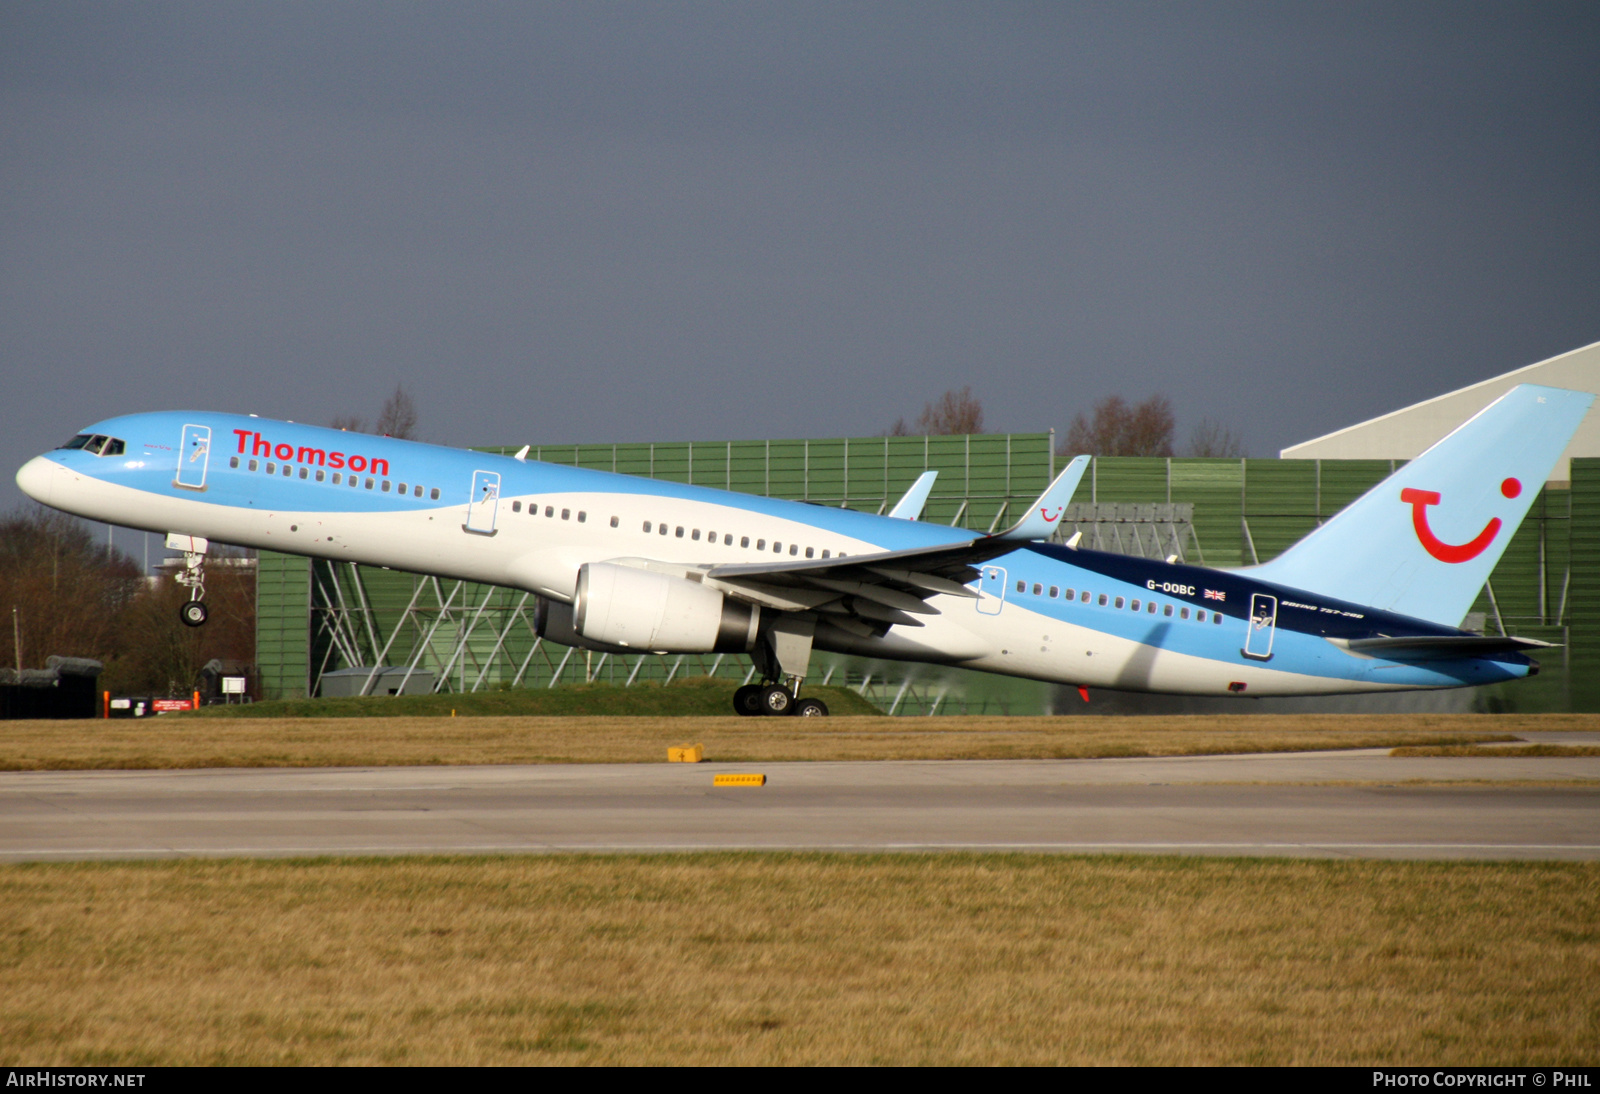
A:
[16, 409, 1537, 697]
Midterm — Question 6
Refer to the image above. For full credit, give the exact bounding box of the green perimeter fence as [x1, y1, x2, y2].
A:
[255, 437, 1600, 714]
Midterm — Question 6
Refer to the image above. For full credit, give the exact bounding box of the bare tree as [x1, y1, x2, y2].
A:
[1185, 418, 1246, 458]
[889, 386, 985, 436]
[1061, 395, 1175, 456]
[329, 413, 365, 433]
[375, 383, 419, 439]
[0, 506, 256, 695]
[0, 507, 141, 672]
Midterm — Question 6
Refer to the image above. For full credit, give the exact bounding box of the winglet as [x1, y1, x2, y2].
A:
[887, 471, 938, 520]
[513, 445, 529, 462]
[994, 455, 1089, 541]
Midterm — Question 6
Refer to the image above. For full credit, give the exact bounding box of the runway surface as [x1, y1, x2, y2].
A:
[3, 747, 1598, 862]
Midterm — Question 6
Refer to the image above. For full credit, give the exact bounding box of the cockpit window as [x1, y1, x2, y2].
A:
[58, 434, 126, 456]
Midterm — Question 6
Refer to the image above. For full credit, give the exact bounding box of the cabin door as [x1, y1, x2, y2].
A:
[465, 470, 501, 535]
[1242, 593, 1277, 660]
[175, 424, 211, 490]
[976, 565, 1008, 616]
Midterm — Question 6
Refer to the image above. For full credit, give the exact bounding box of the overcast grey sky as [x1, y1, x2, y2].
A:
[4, 2, 1598, 521]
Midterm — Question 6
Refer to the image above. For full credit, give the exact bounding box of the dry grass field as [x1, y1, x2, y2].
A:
[1, 853, 1596, 1065]
[3, 712, 1593, 771]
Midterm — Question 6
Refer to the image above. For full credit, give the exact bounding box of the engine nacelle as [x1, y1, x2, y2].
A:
[532, 597, 637, 656]
[573, 563, 760, 653]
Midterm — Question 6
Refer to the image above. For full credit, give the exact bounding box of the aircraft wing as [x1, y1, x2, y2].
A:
[702, 535, 1016, 628]
[693, 460, 1087, 629]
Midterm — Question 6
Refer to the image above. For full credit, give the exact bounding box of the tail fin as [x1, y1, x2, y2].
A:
[1249, 383, 1593, 626]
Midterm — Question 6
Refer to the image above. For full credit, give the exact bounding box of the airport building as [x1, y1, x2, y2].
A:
[254, 341, 1600, 713]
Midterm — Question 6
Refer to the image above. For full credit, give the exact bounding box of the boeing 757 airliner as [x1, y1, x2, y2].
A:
[15, 384, 1592, 715]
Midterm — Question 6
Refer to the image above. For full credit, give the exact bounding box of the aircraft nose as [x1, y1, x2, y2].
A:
[15, 455, 60, 506]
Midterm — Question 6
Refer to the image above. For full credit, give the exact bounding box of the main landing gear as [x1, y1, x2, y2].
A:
[733, 614, 827, 716]
[733, 682, 829, 718]
[168, 533, 210, 628]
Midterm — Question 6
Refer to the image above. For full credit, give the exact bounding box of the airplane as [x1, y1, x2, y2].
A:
[14, 383, 1592, 716]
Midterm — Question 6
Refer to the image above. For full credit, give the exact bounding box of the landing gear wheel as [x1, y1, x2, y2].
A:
[793, 697, 829, 718]
[760, 685, 794, 716]
[180, 601, 209, 628]
[733, 684, 765, 717]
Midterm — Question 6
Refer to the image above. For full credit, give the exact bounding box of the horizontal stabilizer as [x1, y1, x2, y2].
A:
[995, 455, 1089, 542]
[1339, 635, 1556, 656]
[887, 471, 938, 520]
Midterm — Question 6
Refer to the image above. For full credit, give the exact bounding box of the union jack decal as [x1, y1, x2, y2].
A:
[1204, 589, 1226, 601]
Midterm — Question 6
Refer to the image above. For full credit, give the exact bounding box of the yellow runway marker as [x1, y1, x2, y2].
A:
[667, 744, 704, 763]
[713, 773, 766, 787]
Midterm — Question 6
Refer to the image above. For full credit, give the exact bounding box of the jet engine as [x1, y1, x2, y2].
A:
[572, 562, 760, 653]
[532, 597, 636, 656]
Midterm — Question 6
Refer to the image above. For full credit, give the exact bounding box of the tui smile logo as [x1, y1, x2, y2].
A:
[1400, 478, 1520, 563]
[1039, 506, 1064, 523]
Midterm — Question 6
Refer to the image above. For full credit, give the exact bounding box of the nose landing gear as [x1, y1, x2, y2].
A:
[168, 533, 210, 628]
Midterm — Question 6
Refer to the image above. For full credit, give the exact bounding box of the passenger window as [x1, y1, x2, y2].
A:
[300, 467, 308, 480]
[1016, 580, 1025, 593]
[1098, 594, 1108, 606]
[399, 483, 407, 494]
[708, 531, 716, 542]
[1081, 591, 1091, 603]
[805, 547, 814, 558]
[756, 539, 765, 550]
[724, 534, 733, 546]
[430, 488, 440, 500]
[1033, 583, 1043, 595]
[742, 537, 751, 548]
[365, 478, 374, 489]
[545, 506, 554, 517]
[821, 549, 830, 558]
[1180, 607, 1190, 620]
[414, 485, 423, 498]
[643, 521, 652, 533]
[266, 462, 275, 474]
[512, 501, 522, 512]
[1213, 613, 1223, 624]
[1131, 599, 1140, 611]
[1163, 604, 1173, 617]
[577, 512, 586, 523]
[659, 524, 668, 535]
[789, 544, 798, 555]
[283, 464, 292, 476]
[1114, 597, 1125, 609]
[675, 526, 684, 538]
[229, 457, 240, 469]
[381, 480, 391, 492]
[774, 542, 783, 553]
[610, 516, 619, 528]
[1049, 586, 1058, 598]
[1147, 601, 1157, 613]
[692, 529, 700, 541]
[1064, 588, 1075, 600]
[331, 472, 340, 484]
[562, 509, 570, 521]
[316, 470, 325, 482]
[1197, 610, 1207, 623]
